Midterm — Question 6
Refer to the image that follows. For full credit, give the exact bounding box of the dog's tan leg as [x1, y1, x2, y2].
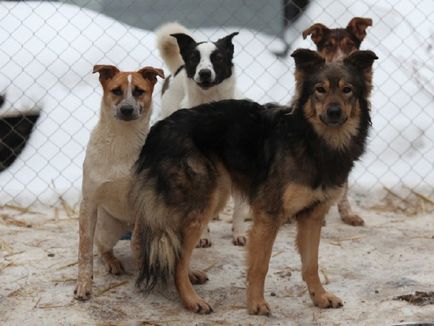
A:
[232, 191, 248, 246]
[246, 212, 279, 316]
[74, 200, 97, 300]
[175, 220, 213, 314]
[296, 203, 343, 308]
[95, 208, 129, 275]
[337, 181, 364, 226]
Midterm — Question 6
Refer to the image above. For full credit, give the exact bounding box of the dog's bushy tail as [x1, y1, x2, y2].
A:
[132, 189, 182, 292]
[155, 22, 192, 74]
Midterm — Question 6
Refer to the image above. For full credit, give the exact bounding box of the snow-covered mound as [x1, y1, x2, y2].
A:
[0, 1, 432, 206]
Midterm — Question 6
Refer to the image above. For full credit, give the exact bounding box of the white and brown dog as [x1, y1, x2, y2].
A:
[74, 64, 164, 300]
[156, 22, 249, 247]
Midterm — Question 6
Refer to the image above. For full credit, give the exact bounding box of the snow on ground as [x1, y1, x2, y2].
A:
[0, 1, 433, 206]
[1, 202, 434, 325]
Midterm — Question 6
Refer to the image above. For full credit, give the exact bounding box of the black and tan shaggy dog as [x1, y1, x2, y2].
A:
[303, 17, 373, 226]
[129, 49, 377, 315]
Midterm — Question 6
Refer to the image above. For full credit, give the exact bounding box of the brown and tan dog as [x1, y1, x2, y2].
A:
[73, 64, 164, 300]
[129, 48, 377, 315]
[302, 17, 373, 226]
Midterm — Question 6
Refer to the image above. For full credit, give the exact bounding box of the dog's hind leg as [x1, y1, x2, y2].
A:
[175, 219, 213, 313]
[296, 203, 343, 309]
[95, 208, 129, 275]
[337, 181, 364, 226]
[232, 190, 248, 246]
[246, 212, 279, 316]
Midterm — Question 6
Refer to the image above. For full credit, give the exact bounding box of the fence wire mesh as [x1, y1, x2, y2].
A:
[0, 0, 433, 210]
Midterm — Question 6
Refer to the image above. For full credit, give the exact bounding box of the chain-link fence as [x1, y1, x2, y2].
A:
[0, 0, 433, 209]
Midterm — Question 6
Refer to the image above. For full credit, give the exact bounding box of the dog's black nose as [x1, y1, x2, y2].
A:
[198, 69, 212, 82]
[120, 105, 134, 116]
[327, 105, 342, 122]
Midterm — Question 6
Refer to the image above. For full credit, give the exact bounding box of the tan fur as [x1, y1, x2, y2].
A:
[296, 202, 343, 308]
[155, 22, 191, 74]
[282, 183, 344, 221]
[303, 81, 362, 150]
[246, 211, 279, 315]
[74, 65, 164, 300]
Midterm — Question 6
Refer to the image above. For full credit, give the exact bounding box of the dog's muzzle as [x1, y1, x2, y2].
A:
[320, 105, 347, 127]
[196, 69, 215, 89]
[117, 105, 139, 121]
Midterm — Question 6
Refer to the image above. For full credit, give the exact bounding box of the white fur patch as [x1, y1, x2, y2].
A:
[126, 74, 132, 98]
[194, 42, 217, 83]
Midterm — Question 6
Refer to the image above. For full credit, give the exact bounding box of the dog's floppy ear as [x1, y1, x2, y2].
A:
[346, 17, 372, 42]
[138, 66, 165, 85]
[215, 32, 239, 51]
[343, 50, 378, 72]
[302, 23, 329, 46]
[93, 65, 120, 83]
[291, 48, 325, 72]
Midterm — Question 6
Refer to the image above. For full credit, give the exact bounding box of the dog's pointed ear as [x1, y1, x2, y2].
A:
[302, 23, 329, 46]
[171, 33, 196, 53]
[93, 65, 120, 83]
[138, 66, 165, 85]
[215, 32, 239, 49]
[343, 50, 378, 72]
[346, 17, 373, 42]
[291, 48, 325, 72]
[215, 32, 239, 59]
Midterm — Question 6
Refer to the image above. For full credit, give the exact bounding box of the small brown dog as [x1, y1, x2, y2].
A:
[302, 17, 372, 226]
[73, 64, 164, 301]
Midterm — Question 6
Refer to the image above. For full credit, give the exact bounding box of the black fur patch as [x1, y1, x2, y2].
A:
[0, 113, 40, 172]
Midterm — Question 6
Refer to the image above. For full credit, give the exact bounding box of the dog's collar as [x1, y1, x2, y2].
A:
[174, 65, 185, 77]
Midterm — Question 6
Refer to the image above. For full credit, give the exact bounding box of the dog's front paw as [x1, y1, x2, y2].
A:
[248, 299, 271, 316]
[107, 257, 125, 275]
[102, 251, 125, 275]
[232, 234, 247, 246]
[341, 213, 364, 226]
[196, 238, 212, 248]
[311, 291, 343, 308]
[188, 270, 209, 285]
[183, 296, 214, 314]
[74, 280, 92, 301]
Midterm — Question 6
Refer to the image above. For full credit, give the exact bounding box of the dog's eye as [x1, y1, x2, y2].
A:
[190, 52, 199, 62]
[214, 53, 224, 62]
[133, 88, 145, 97]
[342, 86, 352, 94]
[111, 87, 122, 96]
[315, 86, 326, 94]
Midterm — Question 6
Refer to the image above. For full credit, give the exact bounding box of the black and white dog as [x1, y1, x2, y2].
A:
[156, 22, 248, 247]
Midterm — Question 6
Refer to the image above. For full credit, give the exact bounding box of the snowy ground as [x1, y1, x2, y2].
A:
[1, 198, 434, 325]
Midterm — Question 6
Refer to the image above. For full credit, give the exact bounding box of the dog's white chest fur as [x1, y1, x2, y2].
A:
[82, 109, 148, 196]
